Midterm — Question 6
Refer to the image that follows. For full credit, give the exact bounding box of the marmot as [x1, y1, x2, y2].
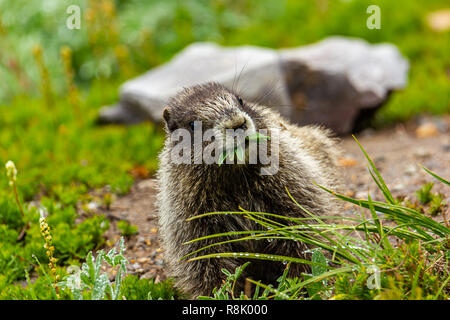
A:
[157, 82, 343, 298]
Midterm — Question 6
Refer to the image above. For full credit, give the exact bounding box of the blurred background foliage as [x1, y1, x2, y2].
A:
[1, 0, 448, 116]
[0, 0, 448, 204]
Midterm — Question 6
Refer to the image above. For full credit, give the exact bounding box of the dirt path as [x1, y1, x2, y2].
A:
[99, 115, 450, 281]
[340, 115, 450, 208]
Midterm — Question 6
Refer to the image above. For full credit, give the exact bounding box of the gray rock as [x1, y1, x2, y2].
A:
[98, 37, 409, 134]
[98, 42, 291, 124]
[280, 37, 409, 133]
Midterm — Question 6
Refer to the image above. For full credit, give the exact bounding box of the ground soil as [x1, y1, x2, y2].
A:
[98, 115, 450, 282]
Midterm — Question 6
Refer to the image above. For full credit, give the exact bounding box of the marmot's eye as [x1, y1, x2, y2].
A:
[237, 96, 244, 106]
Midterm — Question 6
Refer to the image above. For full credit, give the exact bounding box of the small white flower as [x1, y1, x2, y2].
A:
[87, 201, 98, 211]
[39, 206, 48, 219]
[5, 160, 17, 186]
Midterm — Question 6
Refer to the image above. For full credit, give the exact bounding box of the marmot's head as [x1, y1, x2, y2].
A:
[162, 82, 266, 162]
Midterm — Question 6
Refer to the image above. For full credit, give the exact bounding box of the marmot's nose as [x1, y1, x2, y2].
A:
[225, 117, 247, 130]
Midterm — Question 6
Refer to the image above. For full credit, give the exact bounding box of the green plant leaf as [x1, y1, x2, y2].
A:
[235, 145, 245, 162]
[218, 151, 227, 166]
[311, 250, 327, 277]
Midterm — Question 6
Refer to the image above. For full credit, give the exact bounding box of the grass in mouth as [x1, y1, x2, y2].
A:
[218, 132, 270, 166]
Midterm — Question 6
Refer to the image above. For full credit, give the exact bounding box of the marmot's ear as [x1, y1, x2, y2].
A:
[163, 107, 177, 131]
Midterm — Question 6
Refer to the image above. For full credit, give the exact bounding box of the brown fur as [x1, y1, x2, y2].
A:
[156, 82, 343, 298]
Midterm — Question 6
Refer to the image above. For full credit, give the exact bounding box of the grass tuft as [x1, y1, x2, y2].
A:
[189, 138, 450, 300]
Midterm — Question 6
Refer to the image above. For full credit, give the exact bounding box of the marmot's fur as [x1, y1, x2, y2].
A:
[157, 82, 343, 298]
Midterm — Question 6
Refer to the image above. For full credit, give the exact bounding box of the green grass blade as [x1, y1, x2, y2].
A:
[188, 252, 330, 270]
[367, 193, 393, 253]
[318, 184, 448, 239]
[218, 151, 227, 166]
[289, 266, 355, 298]
[353, 135, 395, 204]
[420, 165, 450, 186]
